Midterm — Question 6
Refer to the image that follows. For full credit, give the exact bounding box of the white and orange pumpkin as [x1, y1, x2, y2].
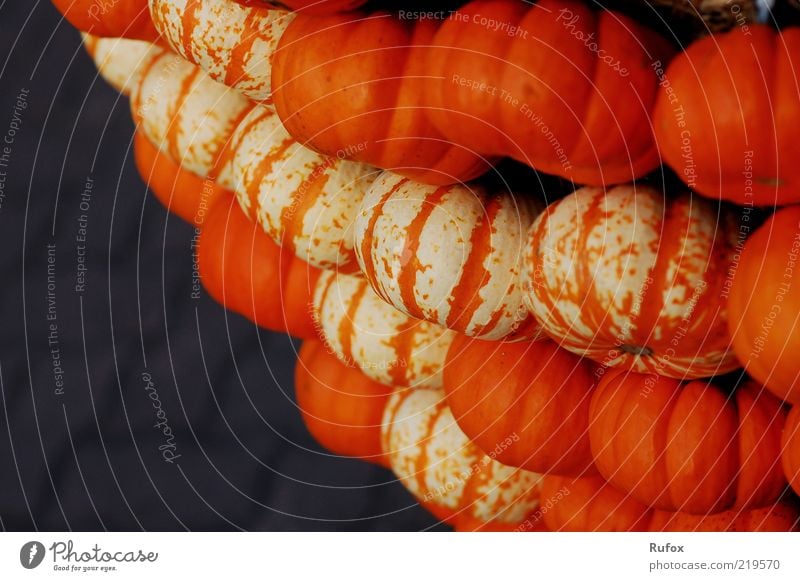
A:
[148, 0, 292, 103]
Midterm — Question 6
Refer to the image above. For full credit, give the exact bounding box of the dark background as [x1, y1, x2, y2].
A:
[0, 1, 441, 531]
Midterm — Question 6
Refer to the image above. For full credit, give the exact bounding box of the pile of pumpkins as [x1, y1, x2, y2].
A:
[55, 0, 800, 531]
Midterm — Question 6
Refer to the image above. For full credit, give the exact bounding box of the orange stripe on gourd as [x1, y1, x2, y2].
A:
[521, 184, 739, 378]
[381, 388, 544, 528]
[312, 271, 455, 389]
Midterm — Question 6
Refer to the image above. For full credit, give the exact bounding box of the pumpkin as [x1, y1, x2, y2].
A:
[52, 0, 159, 41]
[589, 369, 787, 514]
[83, 35, 164, 96]
[128, 47, 255, 181]
[521, 184, 740, 379]
[149, 0, 293, 102]
[226, 106, 377, 272]
[540, 475, 651, 532]
[443, 334, 597, 476]
[426, 0, 674, 185]
[95, 36, 374, 271]
[271, 8, 492, 185]
[198, 193, 320, 339]
[542, 474, 799, 531]
[654, 26, 800, 205]
[354, 172, 541, 340]
[650, 501, 800, 532]
[312, 271, 455, 388]
[782, 406, 800, 496]
[295, 339, 392, 467]
[728, 207, 800, 404]
[133, 131, 225, 226]
[382, 388, 543, 529]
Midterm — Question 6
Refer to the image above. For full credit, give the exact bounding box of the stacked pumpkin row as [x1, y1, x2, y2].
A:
[59, 0, 800, 531]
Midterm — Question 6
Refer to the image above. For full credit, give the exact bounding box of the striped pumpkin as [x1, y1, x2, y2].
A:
[443, 334, 597, 476]
[312, 271, 455, 389]
[226, 106, 377, 272]
[521, 184, 739, 378]
[354, 172, 541, 340]
[382, 388, 544, 529]
[149, 0, 293, 103]
[83, 35, 164, 97]
[53, 0, 158, 41]
[589, 369, 787, 514]
[541, 474, 799, 532]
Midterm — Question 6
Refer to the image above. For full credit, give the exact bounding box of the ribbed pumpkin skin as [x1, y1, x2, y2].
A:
[354, 172, 541, 340]
[52, 0, 159, 41]
[295, 340, 391, 467]
[541, 474, 799, 532]
[589, 369, 787, 514]
[728, 207, 800, 404]
[382, 388, 543, 529]
[198, 194, 320, 339]
[782, 406, 800, 496]
[134, 131, 225, 226]
[312, 271, 455, 388]
[231, 0, 366, 13]
[443, 335, 597, 476]
[654, 26, 800, 205]
[649, 502, 800, 532]
[521, 184, 739, 379]
[149, 0, 293, 102]
[271, 11, 492, 186]
[541, 475, 651, 532]
[427, 0, 674, 185]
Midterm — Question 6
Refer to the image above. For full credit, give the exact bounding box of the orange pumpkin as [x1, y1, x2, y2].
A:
[540, 475, 651, 532]
[443, 334, 597, 476]
[133, 131, 225, 226]
[650, 502, 800, 532]
[51, 0, 159, 41]
[198, 193, 320, 339]
[589, 369, 787, 514]
[427, 0, 674, 185]
[654, 26, 800, 205]
[271, 8, 492, 185]
[295, 340, 392, 467]
[521, 184, 740, 379]
[541, 474, 799, 532]
[312, 271, 455, 388]
[782, 406, 800, 496]
[728, 206, 800, 404]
